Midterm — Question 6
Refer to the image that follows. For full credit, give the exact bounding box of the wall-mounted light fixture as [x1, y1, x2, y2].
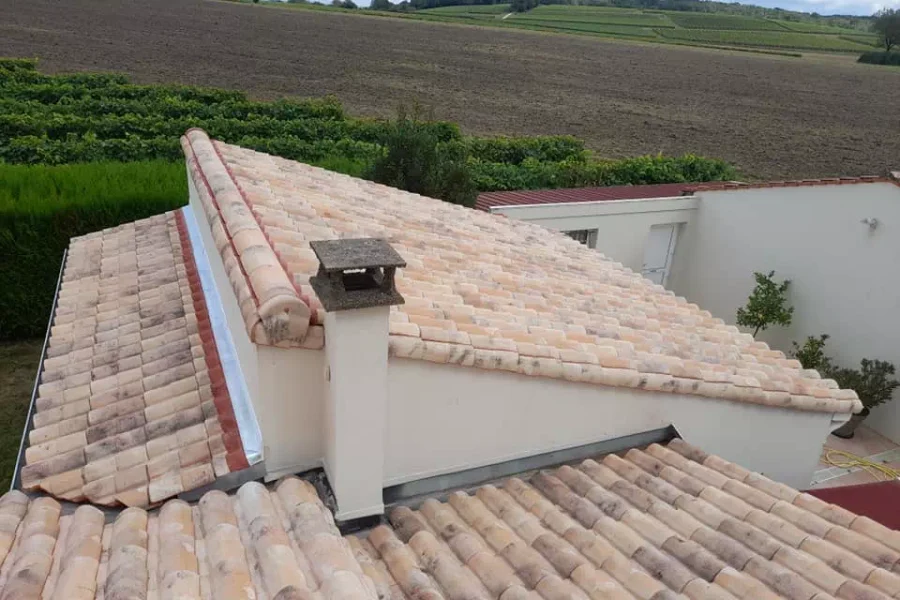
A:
[860, 217, 879, 231]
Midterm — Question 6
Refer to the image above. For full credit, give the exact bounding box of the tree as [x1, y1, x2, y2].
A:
[735, 270, 793, 336]
[510, 0, 539, 11]
[371, 0, 393, 10]
[873, 8, 900, 51]
[368, 105, 476, 207]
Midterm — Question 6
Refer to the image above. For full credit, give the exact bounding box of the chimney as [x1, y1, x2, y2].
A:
[309, 238, 405, 521]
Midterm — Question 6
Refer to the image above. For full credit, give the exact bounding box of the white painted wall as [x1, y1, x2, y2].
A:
[491, 197, 696, 273]
[386, 359, 837, 489]
[670, 182, 900, 442]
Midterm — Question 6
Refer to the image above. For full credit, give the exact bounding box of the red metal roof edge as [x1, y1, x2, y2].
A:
[475, 183, 691, 211]
[476, 173, 900, 212]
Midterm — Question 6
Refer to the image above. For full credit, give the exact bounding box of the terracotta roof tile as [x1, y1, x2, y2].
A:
[183, 132, 862, 415]
[19, 212, 250, 506]
[10, 438, 898, 598]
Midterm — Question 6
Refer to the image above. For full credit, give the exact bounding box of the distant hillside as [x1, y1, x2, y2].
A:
[395, 0, 872, 31]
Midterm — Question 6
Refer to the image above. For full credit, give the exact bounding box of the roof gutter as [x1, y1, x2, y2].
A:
[12, 249, 67, 492]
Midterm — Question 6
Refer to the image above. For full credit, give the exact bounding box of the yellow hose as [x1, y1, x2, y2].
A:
[821, 447, 900, 483]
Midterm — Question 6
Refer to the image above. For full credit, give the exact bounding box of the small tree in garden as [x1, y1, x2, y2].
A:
[829, 359, 900, 412]
[873, 8, 900, 52]
[736, 271, 794, 336]
[790, 334, 833, 373]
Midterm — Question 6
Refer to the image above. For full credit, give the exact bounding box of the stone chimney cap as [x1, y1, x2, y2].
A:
[310, 238, 406, 272]
[309, 238, 406, 312]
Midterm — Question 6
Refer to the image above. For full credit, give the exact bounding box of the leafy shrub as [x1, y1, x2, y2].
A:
[0, 161, 188, 340]
[790, 334, 834, 372]
[857, 51, 900, 66]
[368, 111, 477, 207]
[829, 359, 900, 412]
[467, 136, 586, 165]
[468, 153, 736, 191]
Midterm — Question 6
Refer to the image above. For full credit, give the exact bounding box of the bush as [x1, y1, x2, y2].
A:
[857, 51, 900, 66]
[368, 110, 477, 207]
[0, 161, 187, 340]
[829, 359, 900, 412]
[790, 334, 834, 372]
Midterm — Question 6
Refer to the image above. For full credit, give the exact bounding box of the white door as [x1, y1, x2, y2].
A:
[641, 224, 679, 286]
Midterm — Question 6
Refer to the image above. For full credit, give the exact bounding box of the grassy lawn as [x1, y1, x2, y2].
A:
[0, 340, 42, 490]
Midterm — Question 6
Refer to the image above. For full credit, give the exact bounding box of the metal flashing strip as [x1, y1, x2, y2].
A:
[182, 206, 264, 465]
[383, 425, 679, 508]
[12, 249, 68, 492]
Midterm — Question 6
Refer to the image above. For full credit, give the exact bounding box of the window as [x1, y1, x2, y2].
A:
[564, 229, 597, 248]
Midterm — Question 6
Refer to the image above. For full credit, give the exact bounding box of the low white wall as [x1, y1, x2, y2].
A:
[491, 197, 696, 273]
[386, 359, 836, 489]
[670, 182, 900, 442]
[258, 346, 325, 479]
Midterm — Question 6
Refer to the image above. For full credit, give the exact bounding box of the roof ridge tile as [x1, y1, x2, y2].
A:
[181, 129, 312, 347]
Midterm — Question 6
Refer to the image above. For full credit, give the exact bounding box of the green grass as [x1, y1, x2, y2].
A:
[656, 28, 875, 51]
[773, 19, 856, 33]
[667, 13, 788, 31]
[389, 4, 880, 53]
[504, 20, 658, 37]
[840, 33, 881, 47]
[0, 161, 188, 340]
[423, 3, 510, 13]
[0, 340, 43, 491]
[511, 7, 675, 28]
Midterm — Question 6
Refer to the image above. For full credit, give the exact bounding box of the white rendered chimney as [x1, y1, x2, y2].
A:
[310, 238, 405, 521]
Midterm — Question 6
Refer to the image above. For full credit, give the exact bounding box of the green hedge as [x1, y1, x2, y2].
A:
[0, 60, 738, 339]
[1, 59, 735, 190]
[469, 154, 735, 191]
[0, 161, 187, 340]
[858, 51, 900, 66]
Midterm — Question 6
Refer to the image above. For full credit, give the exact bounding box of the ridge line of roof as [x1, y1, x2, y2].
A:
[387, 333, 862, 414]
[181, 129, 314, 347]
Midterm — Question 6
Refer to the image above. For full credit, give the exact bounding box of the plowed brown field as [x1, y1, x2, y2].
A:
[2, 0, 898, 179]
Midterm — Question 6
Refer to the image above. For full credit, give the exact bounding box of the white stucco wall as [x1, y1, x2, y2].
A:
[670, 182, 900, 442]
[491, 197, 696, 273]
[386, 359, 838, 489]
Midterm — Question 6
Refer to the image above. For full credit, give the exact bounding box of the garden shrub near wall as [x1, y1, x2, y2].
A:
[858, 51, 900, 65]
[0, 161, 187, 340]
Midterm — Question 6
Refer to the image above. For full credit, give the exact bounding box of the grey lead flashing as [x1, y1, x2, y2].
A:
[181, 207, 264, 466]
[383, 425, 680, 508]
[12, 249, 68, 492]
